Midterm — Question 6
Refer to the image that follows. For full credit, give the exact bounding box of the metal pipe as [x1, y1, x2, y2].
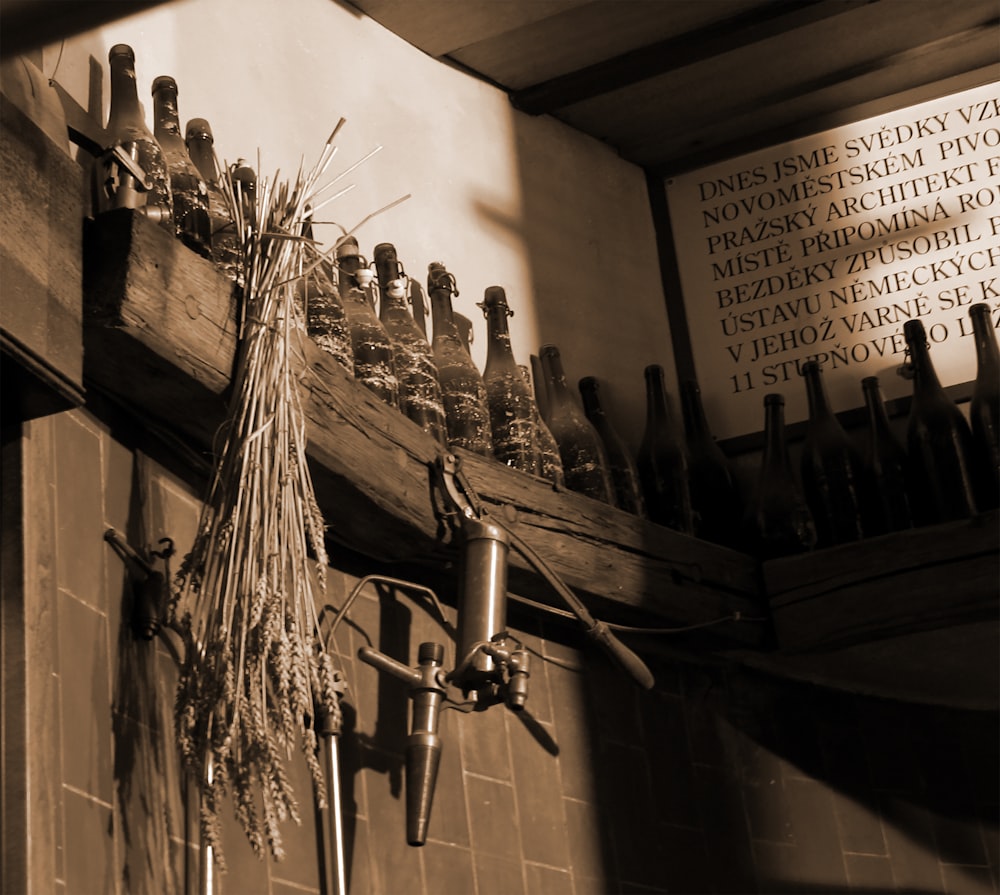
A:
[200, 754, 214, 895]
[319, 727, 347, 895]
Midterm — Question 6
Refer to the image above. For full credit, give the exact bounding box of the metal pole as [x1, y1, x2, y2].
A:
[319, 721, 347, 895]
[200, 754, 214, 895]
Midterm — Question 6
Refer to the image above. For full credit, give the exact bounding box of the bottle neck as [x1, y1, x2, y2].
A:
[802, 363, 833, 419]
[680, 380, 709, 439]
[579, 378, 604, 419]
[186, 135, 216, 183]
[107, 52, 146, 133]
[541, 348, 573, 406]
[862, 378, 891, 432]
[374, 247, 407, 312]
[430, 288, 461, 342]
[484, 304, 515, 359]
[971, 304, 1000, 370]
[762, 398, 789, 466]
[644, 367, 669, 426]
[904, 322, 943, 392]
[151, 83, 187, 151]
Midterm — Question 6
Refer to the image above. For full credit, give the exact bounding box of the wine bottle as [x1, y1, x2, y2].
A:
[479, 287, 539, 471]
[295, 217, 352, 374]
[903, 319, 979, 524]
[968, 302, 999, 511]
[859, 376, 912, 535]
[335, 237, 399, 408]
[798, 360, 865, 547]
[539, 345, 613, 503]
[427, 263, 493, 456]
[229, 159, 257, 228]
[636, 364, 693, 532]
[679, 378, 741, 546]
[151, 75, 211, 257]
[374, 243, 447, 444]
[184, 117, 243, 283]
[742, 393, 817, 559]
[520, 364, 565, 487]
[530, 353, 551, 423]
[92, 44, 171, 230]
[579, 376, 644, 516]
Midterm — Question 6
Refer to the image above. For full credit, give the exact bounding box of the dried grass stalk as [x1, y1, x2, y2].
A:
[170, 126, 384, 868]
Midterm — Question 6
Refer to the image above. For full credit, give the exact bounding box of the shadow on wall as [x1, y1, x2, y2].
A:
[566, 640, 999, 894]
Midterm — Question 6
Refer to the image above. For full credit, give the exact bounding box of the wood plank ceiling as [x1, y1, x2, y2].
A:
[347, 0, 1000, 177]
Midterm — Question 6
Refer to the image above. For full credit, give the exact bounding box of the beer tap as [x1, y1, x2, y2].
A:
[357, 451, 653, 847]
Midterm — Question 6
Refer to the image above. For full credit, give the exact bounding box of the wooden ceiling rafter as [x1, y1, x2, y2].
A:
[508, 0, 874, 117]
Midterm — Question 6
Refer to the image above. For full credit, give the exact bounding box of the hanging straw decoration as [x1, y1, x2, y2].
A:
[170, 121, 406, 868]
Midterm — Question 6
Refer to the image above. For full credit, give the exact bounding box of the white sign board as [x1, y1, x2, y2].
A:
[667, 81, 1000, 441]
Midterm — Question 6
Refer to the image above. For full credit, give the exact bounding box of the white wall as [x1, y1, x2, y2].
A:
[46, 0, 675, 450]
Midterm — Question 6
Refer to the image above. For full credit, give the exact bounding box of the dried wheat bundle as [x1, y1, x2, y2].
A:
[170, 123, 394, 868]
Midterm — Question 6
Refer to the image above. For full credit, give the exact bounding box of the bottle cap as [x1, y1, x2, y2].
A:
[539, 344, 560, 359]
[151, 75, 178, 94]
[764, 393, 784, 406]
[108, 44, 135, 61]
[336, 236, 360, 259]
[185, 117, 214, 142]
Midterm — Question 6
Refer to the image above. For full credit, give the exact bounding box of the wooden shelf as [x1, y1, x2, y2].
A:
[75, 202, 1000, 706]
[1, 94, 86, 423]
[81, 208, 765, 648]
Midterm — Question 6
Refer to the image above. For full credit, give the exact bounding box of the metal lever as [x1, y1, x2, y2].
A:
[358, 641, 447, 846]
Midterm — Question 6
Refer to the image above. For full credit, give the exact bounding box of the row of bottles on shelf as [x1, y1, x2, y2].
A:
[746, 309, 999, 559]
[90, 45, 1000, 558]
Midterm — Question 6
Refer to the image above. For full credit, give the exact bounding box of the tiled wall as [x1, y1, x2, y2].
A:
[9, 406, 998, 894]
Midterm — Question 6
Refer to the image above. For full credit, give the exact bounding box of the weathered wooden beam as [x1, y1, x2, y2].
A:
[82, 209, 765, 644]
[764, 511, 999, 653]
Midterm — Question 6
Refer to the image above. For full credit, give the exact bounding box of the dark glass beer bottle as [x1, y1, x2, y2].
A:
[336, 237, 399, 407]
[539, 346, 613, 503]
[93, 44, 171, 230]
[968, 302, 999, 511]
[742, 394, 817, 559]
[150, 76, 211, 257]
[680, 378, 741, 546]
[798, 360, 865, 546]
[295, 218, 352, 374]
[579, 376, 644, 516]
[859, 376, 912, 535]
[520, 364, 565, 487]
[374, 243, 447, 444]
[903, 319, 978, 524]
[636, 364, 693, 533]
[427, 263, 493, 456]
[479, 287, 539, 471]
[185, 117, 243, 283]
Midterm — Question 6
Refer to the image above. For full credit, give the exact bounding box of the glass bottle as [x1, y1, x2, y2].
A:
[579, 376, 644, 516]
[680, 378, 741, 546]
[374, 243, 447, 444]
[539, 345, 613, 503]
[636, 364, 693, 532]
[968, 302, 999, 511]
[92, 44, 171, 230]
[478, 287, 539, 472]
[859, 376, 912, 535]
[150, 75, 211, 257]
[742, 393, 817, 559]
[902, 319, 979, 524]
[798, 360, 865, 547]
[295, 218, 352, 374]
[530, 353, 551, 424]
[229, 159, 257, 229]
[184, 117, 243, 283]
[336, 237, 399, 408]
[520, 364, 565, 487]
[427, 263, 493, 456]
